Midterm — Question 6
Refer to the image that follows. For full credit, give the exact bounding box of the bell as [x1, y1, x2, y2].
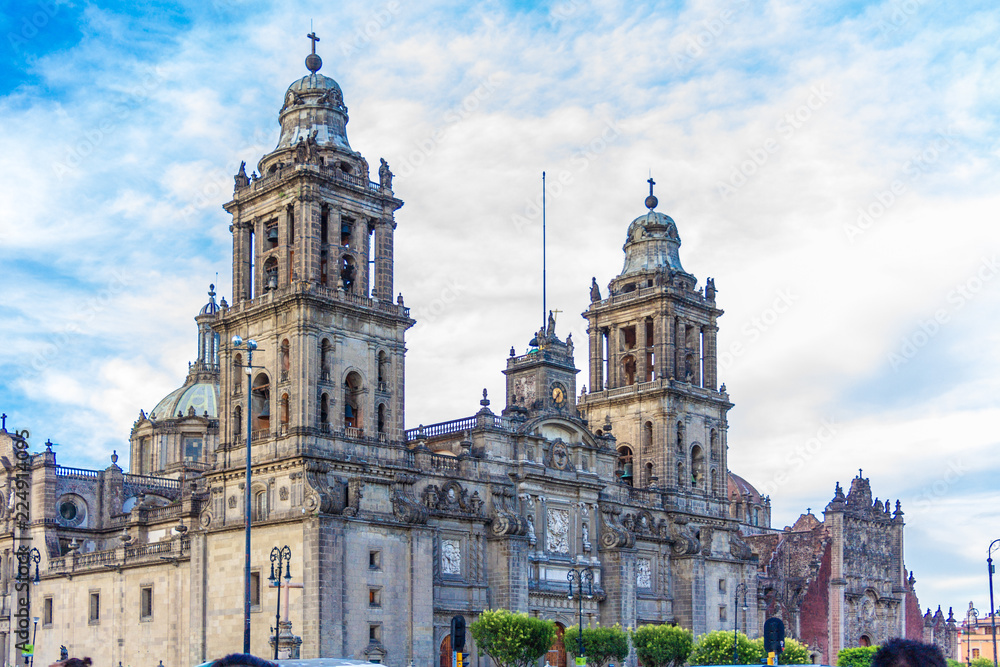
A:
[267, 227, 279, 242]
[345, 404, 355, 419]
[267, 275, 278, 291]
[621, 463, 633, 479]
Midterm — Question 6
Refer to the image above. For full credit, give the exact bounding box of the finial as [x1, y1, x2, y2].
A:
[858, 468, 863, 478]
[480, 389, 490, 407]
[645, 176, 658, 210]
[111, 450, 119, 464]
[509, 346, 515, 357]
[306, 31, 322, 73]
[45, 439, 54, 452]
[0, 413, 6, 431]
[209, 283, 216, 298]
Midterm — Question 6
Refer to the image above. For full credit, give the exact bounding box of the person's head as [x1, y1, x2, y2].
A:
[871, 638, 946, 667]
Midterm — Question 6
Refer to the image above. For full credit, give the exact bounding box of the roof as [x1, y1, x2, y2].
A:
[151, 380, 219, 420]
[728, 471, 766, 504]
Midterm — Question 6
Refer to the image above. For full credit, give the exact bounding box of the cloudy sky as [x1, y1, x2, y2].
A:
[2, 0, 998, 617]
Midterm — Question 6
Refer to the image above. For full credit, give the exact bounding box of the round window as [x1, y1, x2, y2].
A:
[59, 501, 77, 521]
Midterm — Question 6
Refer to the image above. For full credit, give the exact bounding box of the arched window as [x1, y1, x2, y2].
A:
[711, 468, 718, 496]
[319, 393, 329, 431]
[344, 371, 363, 431]
[280, 339, 290, 383]
[676, 421, 684, 451]
[644, 462, 655, 487]
[616, 445, 634, 486]
[280, 393, 289, 425]
[234, 405, 243, 437]
[377, 351, 388, 390]
[252, 374, 271, 432]
[677, 461, 685, 487]
[263, 256, 279, 292]
[691, 445, 704, 489]
[710, 429, 719, 460]
[233, 353, 244, 394]
[643, 421, 653, 455]
[253, 489, 267, 522]
[341, 255, 357, 292]
[320, 339, 332, 381]
[622, 354, 636, 385]
[377, 403, 386, 436]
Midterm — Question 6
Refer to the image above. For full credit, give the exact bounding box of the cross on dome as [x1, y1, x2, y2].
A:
[645, 176, 658, 210]
[305, 31, 322, 73]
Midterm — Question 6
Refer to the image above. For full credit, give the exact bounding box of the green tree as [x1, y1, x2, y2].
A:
[689, 630, 762, 665]
[470, 609, 556, 667]
[564, 625, 630, 667]
[630, 624, 694, 667]
[837, 646, 879, 667]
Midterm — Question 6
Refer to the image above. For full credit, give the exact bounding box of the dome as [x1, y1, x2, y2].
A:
[150, 380, 219, 420]
[274, 71, 352, 152]
[728, 472, 765, 504]
[620, 209, 687, 276]
[199, 284, 219, 316]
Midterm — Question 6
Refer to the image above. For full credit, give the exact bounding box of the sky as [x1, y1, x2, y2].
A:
[1, 0, 998, 620]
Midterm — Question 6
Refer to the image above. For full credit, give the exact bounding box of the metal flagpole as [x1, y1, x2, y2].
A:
[542, 171, 546, 329]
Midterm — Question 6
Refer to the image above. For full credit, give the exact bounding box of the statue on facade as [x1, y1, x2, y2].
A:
[590, 277, 601, 302]
[379, 158, 393, 190]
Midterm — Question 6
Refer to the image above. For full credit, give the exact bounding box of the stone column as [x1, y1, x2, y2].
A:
[609, 325, 619, 388]
[662, 311, 674, 379]
[636, 319, 647, 383]
[486, 536, 530, 613]
[588, 325, 602, 393]
[598, 549, 637, 629]
[675, 320, 686, 380]
[373, 216, 395, 300]
[703, 324, 718, 390]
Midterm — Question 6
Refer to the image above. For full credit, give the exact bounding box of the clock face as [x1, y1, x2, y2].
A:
[552, 384, 566, 407]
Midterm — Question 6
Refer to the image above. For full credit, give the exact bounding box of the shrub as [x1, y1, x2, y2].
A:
[470, 609, 556, 667]
[631, 624, 694, 667]
[689, 630, 762, 665]
[837, 646, 879, 667]
[564, 625, 630, 667]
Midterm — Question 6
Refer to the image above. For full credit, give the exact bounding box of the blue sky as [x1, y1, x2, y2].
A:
[2, 0, 999, 621]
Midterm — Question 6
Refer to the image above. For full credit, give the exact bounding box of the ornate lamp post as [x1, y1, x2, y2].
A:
[734, 582, 748, 664]
[269, 545, 292, 660]
[966, 604, 980, 667]
[567, 567, 595, 659]
[989, 539, 1000, 667]
[232, 335, 260, 654]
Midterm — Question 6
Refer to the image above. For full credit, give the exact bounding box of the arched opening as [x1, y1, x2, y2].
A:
[319, 393, 329, 431]
[439, 635, 451, 667]
[677, 461, 685, 487]
[710, 468, 718, 496]
[676, 421, 684, 451]
[691, 445, 704, 488]
[643, 421, 653, 454]
[341, 255, 357, 292]
[545, 623, 567, 667]
[233, 353, 244, 394]
[859, 635, 871, 647]
[377, 351, 388, 390]
[341, 218, 353, 248]
[263, 256, 279, 292]
[280, 393, 290, 425]
[616, 445, 634, 486]
[710, 429, 719, 460]
[377, 403, 386, 437]
[234, 406, 243, 438]
[280, 339, 290, 381]
[621, 354, 636, 385]
[344, 371, 363, 432]
[251, 374, 270, 433]
[320, 339, 332, 381]
[644, 462, 655, 487]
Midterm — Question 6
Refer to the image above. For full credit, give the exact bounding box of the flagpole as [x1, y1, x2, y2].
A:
[542, 171, 546, 329]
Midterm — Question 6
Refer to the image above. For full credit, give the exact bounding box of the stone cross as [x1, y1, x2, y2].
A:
[0, 414, 5, 431]
[307, 32, 320, 54]
[272, 579, 304, 622]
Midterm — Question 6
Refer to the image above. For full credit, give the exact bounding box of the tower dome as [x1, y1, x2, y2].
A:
[619, 179, 689, 278]
[273, 37, 352, 153]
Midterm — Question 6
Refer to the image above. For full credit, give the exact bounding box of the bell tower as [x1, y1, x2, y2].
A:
[215, 36, 413, 462]
[578, 180, 731, 511]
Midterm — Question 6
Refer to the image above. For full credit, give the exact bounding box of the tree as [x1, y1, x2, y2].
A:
[631, 624, 694, 667]
[470, 609, 556, 667]
[971, 659, 994, 667]
[837, 646, 879, 667]
[689, 630, 762, 665]
[564, 625, 630, 667]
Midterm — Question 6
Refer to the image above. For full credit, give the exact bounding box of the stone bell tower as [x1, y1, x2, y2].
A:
[578, 179, 731, 514]
[215, 34, 413, 461]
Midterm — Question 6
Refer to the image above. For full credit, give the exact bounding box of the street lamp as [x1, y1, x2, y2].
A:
[989, 539, 1000, 667]
[269, 545, 292, 660]
[967, 605, 980, 667]
[734, 582, 749, 664]
[232, 335, 260, 654]
[567, 567, 595, 660]
[30, 616, 38, 667]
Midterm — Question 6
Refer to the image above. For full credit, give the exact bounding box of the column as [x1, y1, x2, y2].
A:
[609, 325, 620, 388]
[675, 320, 686, 381]
[373, 217, 395, 300]
[636, 318, 647, 383]
[704, 324, 718, 390]
[588, 325, 602, 393]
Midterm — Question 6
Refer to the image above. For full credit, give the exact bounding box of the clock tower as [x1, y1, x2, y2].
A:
[502, 312, 580, 419]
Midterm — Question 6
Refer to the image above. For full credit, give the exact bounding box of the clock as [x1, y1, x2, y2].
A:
[551, 383, 567, 407]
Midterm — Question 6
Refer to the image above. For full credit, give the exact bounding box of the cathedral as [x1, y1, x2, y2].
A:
[0, 39, 928, 667]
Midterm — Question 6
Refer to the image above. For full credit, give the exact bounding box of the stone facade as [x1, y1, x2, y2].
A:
[0, 40, 923, 667]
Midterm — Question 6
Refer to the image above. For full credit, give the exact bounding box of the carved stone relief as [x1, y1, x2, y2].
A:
[546, 507, 570, 553]
[637, 558, 652, 589]
[442, 539, 461, 575]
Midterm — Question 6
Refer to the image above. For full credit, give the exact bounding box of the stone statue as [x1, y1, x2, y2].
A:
[590, 277, 601, 302]
[566, 333, 573, 357]
[547, 310, 556, 337]
[706, 277, 716, 301]
[379, 158, 393, 190]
